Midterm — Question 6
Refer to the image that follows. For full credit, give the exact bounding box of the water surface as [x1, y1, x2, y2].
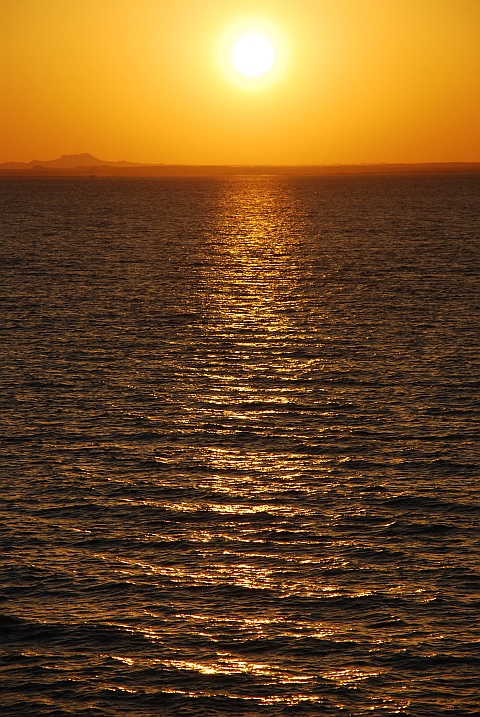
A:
[1, 175, 479, 715]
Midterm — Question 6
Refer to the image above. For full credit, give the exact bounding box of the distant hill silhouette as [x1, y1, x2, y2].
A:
[1, 155, 479, 176]
[0, 153, 151, 169]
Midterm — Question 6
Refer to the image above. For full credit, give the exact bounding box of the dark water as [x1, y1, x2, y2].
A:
[0, 175, 479, 716]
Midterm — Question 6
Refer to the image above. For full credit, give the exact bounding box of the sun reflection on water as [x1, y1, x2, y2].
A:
[2, 171, 476, 715]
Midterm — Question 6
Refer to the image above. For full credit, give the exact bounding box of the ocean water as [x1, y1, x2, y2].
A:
[0, 174, 479, 716]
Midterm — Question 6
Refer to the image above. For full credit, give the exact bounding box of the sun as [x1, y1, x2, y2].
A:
[218, 19, 288, 89]
[232, 34, 274, 77]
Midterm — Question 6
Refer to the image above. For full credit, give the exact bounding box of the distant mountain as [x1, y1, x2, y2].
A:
[1, 158, 479, 177]
[0, 154, 153, 169]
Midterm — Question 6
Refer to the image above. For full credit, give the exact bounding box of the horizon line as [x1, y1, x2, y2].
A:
[2, 160, 480, 167]
[1, 160, 480, 178]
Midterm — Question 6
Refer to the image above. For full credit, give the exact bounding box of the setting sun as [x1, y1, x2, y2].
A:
[218, 17, 287, 92]
[232, 34, 274, 77]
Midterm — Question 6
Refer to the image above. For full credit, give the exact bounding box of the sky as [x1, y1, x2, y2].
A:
[1, 0, 479, 165]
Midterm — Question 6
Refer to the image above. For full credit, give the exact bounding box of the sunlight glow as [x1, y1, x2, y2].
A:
[218, 19, 288, 90]
[232, 35, 274, 76]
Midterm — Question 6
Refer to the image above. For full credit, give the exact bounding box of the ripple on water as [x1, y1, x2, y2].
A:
[1, 174, 479, 715]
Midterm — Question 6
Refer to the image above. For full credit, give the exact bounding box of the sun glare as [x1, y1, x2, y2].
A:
[232, 35, 274, 77]
[218, 19, 287, 89]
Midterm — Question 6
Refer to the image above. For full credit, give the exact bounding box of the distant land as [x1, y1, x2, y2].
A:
[1, 154, 479, 177]
[0, 153, 150, 169]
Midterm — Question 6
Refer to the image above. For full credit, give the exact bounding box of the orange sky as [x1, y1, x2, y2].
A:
[1, 0, 479, 165]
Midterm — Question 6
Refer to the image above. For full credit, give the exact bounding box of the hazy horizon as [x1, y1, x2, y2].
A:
[2, 152, 480, 175]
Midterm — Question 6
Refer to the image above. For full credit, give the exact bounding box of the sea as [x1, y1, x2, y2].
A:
[0, 174, 479, 716]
